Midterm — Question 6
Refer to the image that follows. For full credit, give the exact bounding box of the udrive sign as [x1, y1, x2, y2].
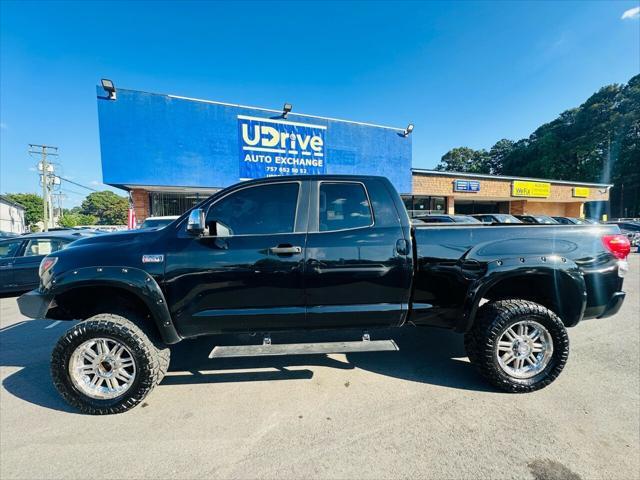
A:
[238, 115, 326, 179]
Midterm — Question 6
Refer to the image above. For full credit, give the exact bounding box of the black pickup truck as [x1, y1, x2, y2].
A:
[18, 175, 630, 414]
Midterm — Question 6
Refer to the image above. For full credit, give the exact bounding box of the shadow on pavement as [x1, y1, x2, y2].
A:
[1, 321, 492, 413]
[0, 320, 77, 413]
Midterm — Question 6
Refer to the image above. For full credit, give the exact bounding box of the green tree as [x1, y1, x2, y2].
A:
[5, 193, 44, 227]
[435, 147, 491, 173]
[80, 191, 129, 225]
[438, 74, 639, 216]
[487, 139, 515, 175]
[59, 212, 98, 228]
[501, 74, 640, 216]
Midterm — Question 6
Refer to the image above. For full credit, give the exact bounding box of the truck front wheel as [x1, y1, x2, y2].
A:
[51, 313, 168, 414]
[464, 300, 569, 393]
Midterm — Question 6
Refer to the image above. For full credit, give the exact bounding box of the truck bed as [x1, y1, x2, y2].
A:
[410, 223, 624, 330]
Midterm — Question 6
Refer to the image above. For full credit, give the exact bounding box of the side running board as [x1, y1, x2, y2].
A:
[208, 334, 399, 358]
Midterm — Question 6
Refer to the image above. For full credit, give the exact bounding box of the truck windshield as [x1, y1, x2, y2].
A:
[533, 216, 560, 224]
[452, 215, 482, 223]
[494, 215, 522, 223]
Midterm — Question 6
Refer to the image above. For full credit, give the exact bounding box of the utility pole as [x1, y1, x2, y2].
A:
[29, 144, 58, 231]
[53, 192, 66, 221]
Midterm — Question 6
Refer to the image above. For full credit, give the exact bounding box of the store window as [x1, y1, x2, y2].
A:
[401, 195, 447, 217]
[149, 192, 214, 216]
[454, 201, 510, 215]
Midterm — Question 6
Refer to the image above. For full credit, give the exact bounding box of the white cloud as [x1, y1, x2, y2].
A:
[621, 6, 640, 20]
[0, 122, 7, 129]
[90, 180, 101, 186]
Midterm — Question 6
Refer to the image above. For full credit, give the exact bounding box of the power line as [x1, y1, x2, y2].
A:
[60, 188, 88, 197]
[57, 176, 98, 192]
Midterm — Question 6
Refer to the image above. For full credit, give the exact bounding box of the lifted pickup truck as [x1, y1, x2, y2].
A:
[18, 175, 630, 414]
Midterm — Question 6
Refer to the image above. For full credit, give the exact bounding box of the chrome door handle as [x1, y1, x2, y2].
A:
[270, 245, 302, 254]
[0, 263, 13, 269]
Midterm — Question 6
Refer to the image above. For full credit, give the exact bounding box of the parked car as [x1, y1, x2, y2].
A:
[608, 221, 640, 247]
[413, 214, 481, 224]
[139, 216, 179, 230]
[0, 231, 96, 295]
[470, 214, 523, 224]
[0, 231, 21, 238]
[18, 175, 629, 414]
[514, 214, 560, 224]
[552, 216, 591, 225]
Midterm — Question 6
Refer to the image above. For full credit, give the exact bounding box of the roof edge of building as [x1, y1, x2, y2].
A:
[114, 184, 223, 193]
[0, 194, 27, 211]
[411, 169, 613, 188]
[102, 87, 406, 132]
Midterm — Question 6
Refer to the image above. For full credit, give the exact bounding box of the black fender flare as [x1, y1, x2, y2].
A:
[47, 266, 181, 344]
[459, 255, 587, 332]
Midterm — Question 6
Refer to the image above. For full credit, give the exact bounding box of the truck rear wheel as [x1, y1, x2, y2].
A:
[51, 313, 169, 414]
[464, 300, 569, 393]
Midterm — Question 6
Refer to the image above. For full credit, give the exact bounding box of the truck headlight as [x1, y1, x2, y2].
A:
[39, 256, 58, 278]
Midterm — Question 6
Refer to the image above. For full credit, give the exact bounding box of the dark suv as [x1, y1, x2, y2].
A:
[413, 214, 481, 224]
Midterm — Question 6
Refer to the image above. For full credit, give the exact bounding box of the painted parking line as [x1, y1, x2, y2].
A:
[0, 321, 28, 332]
[45, 320, 62, 329]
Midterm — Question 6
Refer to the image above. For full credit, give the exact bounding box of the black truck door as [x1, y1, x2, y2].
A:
[304, 179, 412, 328]
[163, 181, 309, 336]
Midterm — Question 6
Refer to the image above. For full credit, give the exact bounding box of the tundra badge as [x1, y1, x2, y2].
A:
[142, 254, 164, 264]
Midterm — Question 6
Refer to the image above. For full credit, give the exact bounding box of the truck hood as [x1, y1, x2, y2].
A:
[45, 228, 168, 280]
[68, 229, 159, 248]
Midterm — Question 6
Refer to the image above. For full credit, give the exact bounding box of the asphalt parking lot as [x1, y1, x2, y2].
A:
[1, 255, 638, 480]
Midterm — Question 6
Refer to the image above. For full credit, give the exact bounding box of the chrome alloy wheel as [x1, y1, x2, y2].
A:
[69, 338, 137, 400]
[495, 320, 553, 379]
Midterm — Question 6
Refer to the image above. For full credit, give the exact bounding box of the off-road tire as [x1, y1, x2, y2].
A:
[89, 306, 170, 385]
[51, 313, 168, 414]
[464, 299, 569, 393]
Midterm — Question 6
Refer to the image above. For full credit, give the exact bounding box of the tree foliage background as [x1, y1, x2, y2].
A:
[58, 207, 98, 228]
[5, 193, 43, 228]
[79, 191, 128, 225]
[435, 74, 640, 217]
[6, 190, 128, 228]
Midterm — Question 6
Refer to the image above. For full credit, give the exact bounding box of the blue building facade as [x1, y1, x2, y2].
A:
[97, 87, 412, 217]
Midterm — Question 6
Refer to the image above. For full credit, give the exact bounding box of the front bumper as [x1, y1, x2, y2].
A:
[17, 289, 53, 319]
[597, 291, 626, 319]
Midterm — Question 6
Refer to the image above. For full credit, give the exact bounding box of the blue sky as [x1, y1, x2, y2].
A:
[1, 0, 639, 206]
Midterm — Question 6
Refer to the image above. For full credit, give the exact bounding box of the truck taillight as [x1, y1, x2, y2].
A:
[602, 234, 631, 260]
[39, 256, 58, 278]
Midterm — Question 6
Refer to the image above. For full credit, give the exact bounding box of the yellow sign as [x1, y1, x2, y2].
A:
[573, 187, 590, 198]
[512, 181, 551, 198]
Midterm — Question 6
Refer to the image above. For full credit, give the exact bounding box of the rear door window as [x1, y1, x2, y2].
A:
[23, 238, 70, 257]
[319, 182, 373, 232]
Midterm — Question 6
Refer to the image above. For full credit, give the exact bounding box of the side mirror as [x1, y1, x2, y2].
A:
[186, 208, 206, 235]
